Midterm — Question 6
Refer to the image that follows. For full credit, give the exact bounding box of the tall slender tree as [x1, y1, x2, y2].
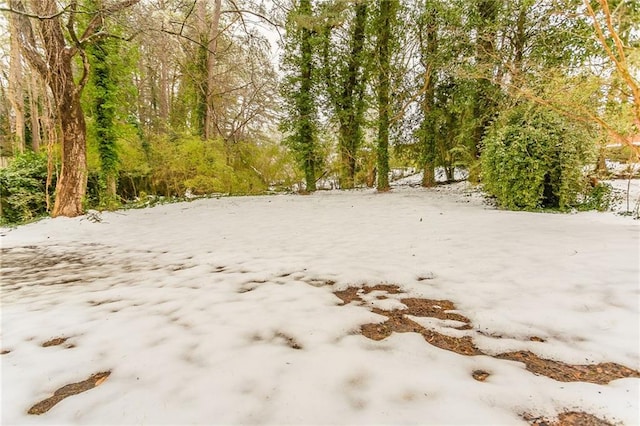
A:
[319, 0, 370, 188]
[416, 0, 438, 187]
[282, 0, 320, 191]
[196, 0, 222, 140]
[87, 34, 119, 202]
[6, 9, 25, 153]
[375, 0, 398, 192]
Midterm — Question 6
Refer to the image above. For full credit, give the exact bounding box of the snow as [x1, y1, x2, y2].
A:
[1, 183, 639, 425]
[607, 177, 640, 216]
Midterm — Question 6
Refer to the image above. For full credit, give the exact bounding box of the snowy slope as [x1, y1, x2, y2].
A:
[1, 185, 638, 425]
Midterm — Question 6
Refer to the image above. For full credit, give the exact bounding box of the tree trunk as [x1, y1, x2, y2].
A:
[338, 126, 356, 189]
[197, 0, 222, 140]
[7, 10, 25, 153]
[28, 72, 42, 151]
[53, 89, 88, 217]
[376, 0, 395, 192]
[37, 0, 87, 217]
[205, 0, 222, 140]
[512, 5, 527, 88]
[299, 0, 317, 192]
[419, 1, 437, 188]
[339, 1, 368, 189]
[11, 0, 139, 216]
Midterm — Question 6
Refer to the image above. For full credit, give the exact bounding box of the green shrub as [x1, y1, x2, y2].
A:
[481, 104, 595, 210]
[0, 152, 53, 224]
[137, 135, 292, 197]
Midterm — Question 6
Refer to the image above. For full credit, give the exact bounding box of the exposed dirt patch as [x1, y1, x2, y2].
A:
[275, 332, 303, 350]
[28, 371, 111, 415]
[334, 287, 362, 305]
[472, 370, 490, 382]
[335, 285, 640, 385]
[361, 311, 425, 341]
[401, 298, 472, 328]
[335, 284, 403, 306]
[367, 284, 403, 294]
[524, 411, 614, 426]
[497, 351, 640, 385]
[1, 349, 11, 355]
[367, 310, 479, 355]
[42, 337, 68, 347]
[420, 328, 480, 356]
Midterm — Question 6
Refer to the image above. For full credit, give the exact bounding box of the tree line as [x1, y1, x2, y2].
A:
[0, 0, 638, 223]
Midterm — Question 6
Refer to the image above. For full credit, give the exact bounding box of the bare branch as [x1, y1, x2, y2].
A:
[78, 0, 141, 45]
[0, 4, 70, 19]
[583, 0, 640, 124]
[220, 5, 281, 30]
[77, 46, 90, 93]
[8, 0, 48, 77]
[513, 85, 639, 160]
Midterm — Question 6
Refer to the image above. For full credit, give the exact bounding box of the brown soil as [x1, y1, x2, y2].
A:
[472, 370, 490, 382]
[497, 351, 640, 385]
[334, 285, 640, 385]
[42, 337, 68, 347]
[334, 287, 362, 305]
[525, 411, 614, 426]
[1, 349, 11, 355]
[400, 298, 472, 328]
[28, 371, 111, 415]
[365, 306, 482, 356]
[334, 284, 402, 306]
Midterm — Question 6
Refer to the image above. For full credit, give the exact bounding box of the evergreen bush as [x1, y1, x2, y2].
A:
[0, 152, 53, 224]
[481, 104, 595, 210]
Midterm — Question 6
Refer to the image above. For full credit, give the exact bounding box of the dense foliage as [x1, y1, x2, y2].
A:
[0, 0, 637, 223]
[481, 105, 596, 210]
[0, 152, 52, 224]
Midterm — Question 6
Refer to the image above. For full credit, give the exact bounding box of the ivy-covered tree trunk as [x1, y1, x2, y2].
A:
[418, 1, 438, 188]
[299, 0, 317, 191]
[282, 0, 319, 192]
[88, 35, 119, 202]
[321, 1, 369, 189]
[376, 0, 396, 192]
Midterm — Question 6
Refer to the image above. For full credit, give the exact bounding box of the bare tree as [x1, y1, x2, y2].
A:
[6, 9, 24, 153]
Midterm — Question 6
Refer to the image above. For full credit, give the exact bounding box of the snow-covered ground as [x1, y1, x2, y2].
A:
[608, 178, 640, 216]
[1, 183, 639, 425]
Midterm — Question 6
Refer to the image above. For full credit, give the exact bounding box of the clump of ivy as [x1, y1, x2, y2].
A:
[481, 104, 596, 211]
[0, 152, 54, 225]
